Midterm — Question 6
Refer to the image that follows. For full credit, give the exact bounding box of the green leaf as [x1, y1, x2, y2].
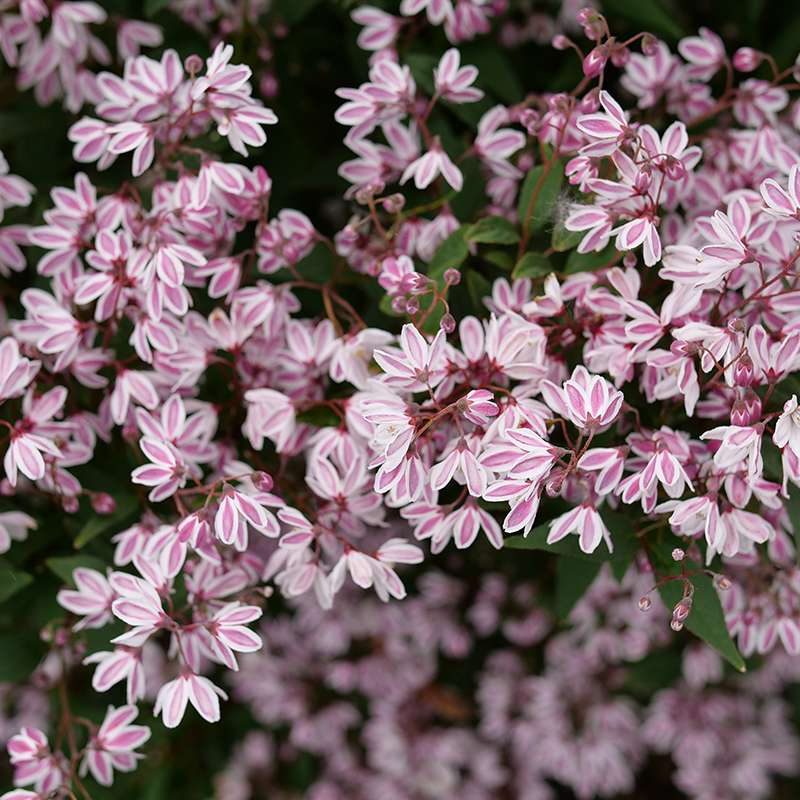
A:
[465, 269, 491, 311]
[512, 251, 551, 279]
[505, 509, 638, 581]
[786, 485, 800, 565]
[296, 243, 333, 282]
[602, 0, 686, 39]
[484, 250, 514, 271]
[517, 162, 563, 235]
[296, 406, 341, 427]
[0, 632, 39, 681]
[275, 0, 322, 25]
[505, 521, 613, 563]
[405, 53, 437, 96]
[657, 571, 745, 672]
[74, 495, 138, 549]
[0, 559, 33, 603]
[650, 539, 745, 672]
[144, 0, 171, 17]
[551, 224, 583, 252]
[427, 227, 469, 284]
[46, 555, 107, 586]
[565, 242, 619, 274]
[555, 557, 602, 618]
[466, 215, 519, 245]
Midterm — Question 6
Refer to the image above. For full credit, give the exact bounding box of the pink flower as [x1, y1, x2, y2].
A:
[84, 647, 146, 704]
[760, 165, 800, 218]
[57, 567, 114, 629]
[547, 503, 613, 554]
[541, 366, 624, 431]
[203, 603, 263, 670]
[460, 389, 499, 426]
[131, 437, 188, 502]
[81, 705, 150, 786]
[373, 323, 446, 391]
[213, 488, 279, 552]
[433, 49, 483, 103]
[154, 671, 227, 728]
[351, 6, 403, 51]
[401, 138, 463, 191]
[7, 728, 65, 795]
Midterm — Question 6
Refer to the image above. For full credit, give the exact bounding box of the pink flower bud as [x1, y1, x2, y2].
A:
[715, 575, 732, 590]
[670, 619, 684, 632]
[444, 268, 461, 286]
[638, 596, 652, 612]
[392, 296, 407, 313]
[382, 194, 405, 213]
[733, 47, 763, 72]
[552, 34, 571, 51]
[184, 54, 203, 75]
[582, 47, 607, 79]
[253, 471, 274, 492]
[62, 496, 79, 514]
[91, 493, 116, 515]
[440, 313, 456, 334]
[405, 297, 420, 315]
[672, 548, 685, 562]
[641, 34, 658, 56]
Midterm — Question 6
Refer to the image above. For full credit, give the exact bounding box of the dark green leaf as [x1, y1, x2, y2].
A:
[0, 559, 33, 603]
[427, 227, 469, 284]
[296, 406, 341, 427]
[657, 572, 745, 672]
[786, 485, 800, 565]
[484, 250, 514, 271]
[275, 0, 323, 25]
[650, 544, 746, 672]
[512, 251, 551, 279]
[46, 555, 107, 586]
[144, 0, 171, 17]
[465, 269, 491, 311]
[555, 556, 602, 618]
[74, 495, 138, 549]
[602, 0, 686, 39]
[466, 215, 519, 245]
[551, 224, 583, 252]
[517, 162, 563, 235]
[0, 632, 39, 681]
[565, 242, 619, 274]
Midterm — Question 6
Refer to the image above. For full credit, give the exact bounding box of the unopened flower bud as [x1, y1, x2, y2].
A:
[582, 46, 607, 78]
[440, 313, 456, 334]
[184, 54, 203, 75]
[670, 619, 684, 632]
[62, 496, 79, 514]
[673, 600, 692, 622]
[552, 34, 571, 50]
[253, 471, 274, 493]
[733, 47, 763, 72]
[91, 493, 116, 515]
[610, 46, 629, 68]
[715, 575, 732, 591]
[672, 548, 685, 562]
[392, 296, 407, 313]
[444, 268, 461, 286]
[638, 596, 652, 612]
[623, 253, 637, 268]
[382, 193, 405, 213]
[405, 297, 420, 315]
[641, 34, 658, 56]
[519, 108, 540, 135]
[260, 73, 279, 98]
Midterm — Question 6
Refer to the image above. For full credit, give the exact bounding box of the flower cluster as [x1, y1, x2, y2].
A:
[2, 1, 800, 797]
